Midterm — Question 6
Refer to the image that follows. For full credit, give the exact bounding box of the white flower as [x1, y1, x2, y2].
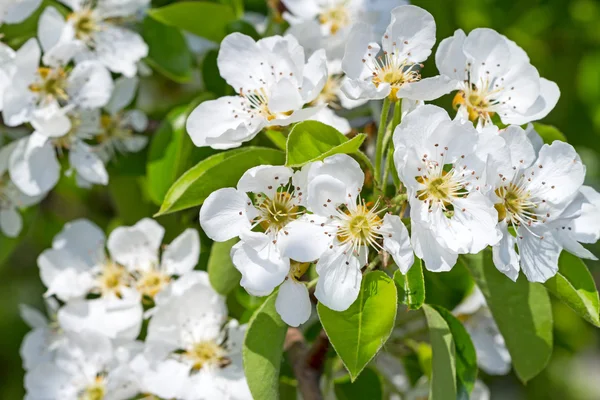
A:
[0, 0, 41, 25]
[0, 41, 17, 111]
[453, 288, 511, 375]
[282, 0, 407, 60]
[2, 38, 114, 133]
[186, 33, 327, 149]
[19, 299, 65, 371]
[9, 109, 109, 196]
[393, 105, 501, 272]
[282, 154, 413, 311]
[488, 127, 587, 282]
[416, 28, 559, 126]
[135, 276, 251, 400]
[200, 164, 313, 326]
[38, 2, 149, 77]
[0, 142, 44, 237]
[25, 331, 142, 400]
[341, 5, 438, 102]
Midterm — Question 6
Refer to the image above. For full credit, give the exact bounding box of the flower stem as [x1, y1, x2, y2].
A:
[374, 98, 391, 194]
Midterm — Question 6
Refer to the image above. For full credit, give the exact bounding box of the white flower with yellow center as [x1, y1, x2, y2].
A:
[135, 277, 251, 400]
[282, 154, 413, 311]
[393, 105, 501, 272]
[38, 2, 149, 77]
[2, 39, 113, 135]
[24, 331, 141, 400]
[186, 33, 327, 149]
[487, 126, 587, 282]
[412, 28, 559, 126]
[341, 5, 444, 102]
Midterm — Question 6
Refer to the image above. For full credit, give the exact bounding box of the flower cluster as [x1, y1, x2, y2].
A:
[22, 218, 252, 399]
[0, 0, 150, 238]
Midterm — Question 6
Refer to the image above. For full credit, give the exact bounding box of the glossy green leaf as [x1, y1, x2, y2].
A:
[208, 238, 241, 296]
[334, 368, 383, 400]
[243, 289, 287, 400]
[394, 258, 425, 310]
[156, 147, 285, 216]
[318, 271, 397, 381]
[148, 2, 236, 43]
[430, 306, 477, 397]
[462, 252, 553, 383]
[532, 122, 567, 144]
[264, 129, 287, 150]
[422, 305, 457, 400]
[202, 49, 228, 96]
[142, 17, 193, 83]
[423, 262, 473, 311]
[285, 121, 366, 167]
[544, 252, 600, 327]
[226, 20, 260, 40]
[147, 95, 215, 205]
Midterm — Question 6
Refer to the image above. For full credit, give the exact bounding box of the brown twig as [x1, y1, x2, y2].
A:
[284, 328, 330, 400]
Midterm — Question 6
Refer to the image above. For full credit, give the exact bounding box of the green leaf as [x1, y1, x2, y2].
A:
[544, 252, 600, 327]
[142, 16, 193, 83]
[226, 20, 260, 40]
[393, 259, 425, 310]
[156, 147, 285, 216]
[243, 289, 288, 400]
[208, 238, 241, 296]
[202, 50, 228, 96]
[334, 368, 383, 400]
[285, 121, 366, 167]
[423, 262, 473, 311]
[532, 122, 567, 144]
[422, 305, 457, 400]
[462, 252, 553, 383]
[430, 306, 477, 397]
[264, 129, 287, 150]
[318, 271, 397, 381]
[147, 95, 215, 205]
[148, 1, 237, 43]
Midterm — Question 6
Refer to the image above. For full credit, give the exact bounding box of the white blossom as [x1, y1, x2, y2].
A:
[19, 299, 65, 371]
[186, 33, 327, 149]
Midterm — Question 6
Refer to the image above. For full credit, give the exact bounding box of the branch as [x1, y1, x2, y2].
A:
[284, 328, 330, 400]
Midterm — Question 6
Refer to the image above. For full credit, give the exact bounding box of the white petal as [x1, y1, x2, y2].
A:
[9, 134, 60, 196]
[199, 188, 254, 242]
[67, 61, 114, 108]
[307, 153, 364, 205]
[0, 207, 22, 237]
[69, 141, 108, 185]
[342, 23, 377, 80]
[161, 228, 200, 275]
[517, 227, 561, 282]
[107, 218, 164, 271]
[452, 192, 501, 253]
[19, 304, 48, 329]
[301, 49, 328, 103]
[382, 214, 414, 273]
[308, 107, 351, 135]
[315, 248, 362, 311]
[395, 75, 458, 101]
[3, 0, 41, 23]
[410, 222, 458, 272]
[29, 103, 72, 137]
[237, 165, 293, 197]
[513, 78, 560, 124]
[276, 278, 311, 327]
[492, 223, 520, 282]
[278, 215, 330, 262]
[306, 174, 347, 217]
[269, 78, 304, 113]
[341, 78, 390, 101]
[466, 314, 511, 375]
[217, 32, 270, 92]
[270, 104, 325, 126]
[462, 28, 511, 85]
[122, 134, 148, 152]
[382, 5, 436, 63]
[435, 29, 467, 81]
[105, 76, 138, 115]
[572, 186, 600, 243]
[280, 0, 320, 19]
[88, 26, 148, 77]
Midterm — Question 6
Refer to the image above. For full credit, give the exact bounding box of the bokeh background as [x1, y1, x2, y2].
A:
[1, 0, 599, 398]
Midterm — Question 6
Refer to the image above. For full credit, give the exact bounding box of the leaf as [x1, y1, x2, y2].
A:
[334, 368, 383, 400]
[423, 262, 473, 311]
[202, 50, 228, 96]
[285, 121, 366, 167]
[147, 95, 215, 205]
[156, 147, 285, 216]
[208, 238, 241, 296]
[430, 306, 477, 397]
[226, 20, 260, 40]
[532, 123, 567, 144]
[264, 129, 287, 150]
[148, 1, 237, 43]
[544, 252, 600, 327]
[243, 289, 288, 400]
[422, 305, 457, 400]
[393, 259, 425, 310]
[462, 252, 553, 383]
[142, 17, 193, 83]
[318, 271, 397, 381]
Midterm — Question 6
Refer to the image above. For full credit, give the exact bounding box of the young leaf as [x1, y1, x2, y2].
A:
[285, 121, 366, 167]
[148, 1, 236, 43]
[156, 147, 285, 216]
[318, 271, 397, 381]
[544, 252, 600, 327]
[142, 17, 193, 83]
[393, 258, 425, 310]
[462, 252, 553, 383]
[422, 305, 457, 400]
[334, 368, 383, 400]
[430, 306, 478, 397]
[208, 238, 241, 296]
[147, 95, 215, 205]
[243, 289, 287, 400]
[532, 123, 567, 144]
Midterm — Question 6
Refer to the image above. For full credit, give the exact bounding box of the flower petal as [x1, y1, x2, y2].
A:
[9, 134, 60, 196]
[382, 214, 414, 273]
[107, 218, 165, 271]
[161, 228, 200, 275]
[276, 278, 311, 327]
[315, 248, 362, 311]
[199, 188, 254, 242]
[69, 140, 108, 185]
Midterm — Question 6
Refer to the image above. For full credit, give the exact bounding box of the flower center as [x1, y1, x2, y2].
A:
[136, 269, 171, 298]
[185, 341, 230, 371]
[68, 8, 99, 42]
[453, 78, 502, 122]
[494, 183, 540, 227]
[257, 191, 299, 232]
[79, 376, 105, 400]
[319, 5, 351, 35]
[96, 262, 129, 298]
[97, 114, 133, 142]
[314, 75, 343, 108]
[290, 261, 310, 280]
[240, 88, 281, 121]
[28, 67, 69, 103]
[363, 48, 421, 100]
[416, 167, 466, 208]
[336, 202, 384, 250]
